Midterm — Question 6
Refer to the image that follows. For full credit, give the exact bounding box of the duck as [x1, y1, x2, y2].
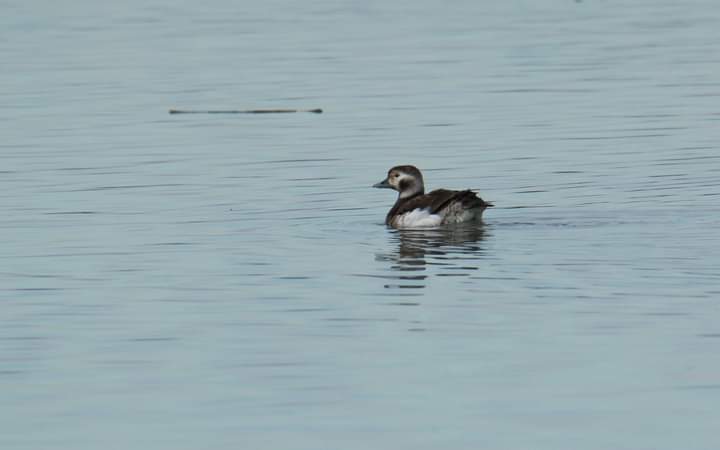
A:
[373, 165, 493, 228]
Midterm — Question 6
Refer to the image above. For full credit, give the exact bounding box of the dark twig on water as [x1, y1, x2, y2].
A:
[168, 108, 323, 114]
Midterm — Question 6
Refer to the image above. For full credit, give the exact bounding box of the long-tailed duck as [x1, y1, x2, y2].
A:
[373, 165, 492, 228]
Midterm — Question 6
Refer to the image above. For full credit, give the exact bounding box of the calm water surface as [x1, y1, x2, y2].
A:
[2, 0, 720, 449]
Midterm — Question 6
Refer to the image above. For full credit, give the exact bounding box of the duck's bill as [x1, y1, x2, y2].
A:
[373, 179, 392, 189]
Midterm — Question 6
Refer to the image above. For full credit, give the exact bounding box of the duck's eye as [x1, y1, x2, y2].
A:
[393, 173, 399, 178]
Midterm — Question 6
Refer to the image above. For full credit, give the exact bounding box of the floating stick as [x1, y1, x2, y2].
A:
[169, 108, 323, 114]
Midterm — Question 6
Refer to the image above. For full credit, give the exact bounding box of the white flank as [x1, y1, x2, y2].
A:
[394, 208, 443, 228]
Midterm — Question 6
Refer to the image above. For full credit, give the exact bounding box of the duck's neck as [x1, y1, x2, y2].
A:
[398, 185, 425, 201]
[385, 190, 423, 225]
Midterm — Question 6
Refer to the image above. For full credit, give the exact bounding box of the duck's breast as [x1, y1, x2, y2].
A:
[392, 208, 443, 228]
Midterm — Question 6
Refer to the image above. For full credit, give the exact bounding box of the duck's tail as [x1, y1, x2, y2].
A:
[462, 190, 493, 210]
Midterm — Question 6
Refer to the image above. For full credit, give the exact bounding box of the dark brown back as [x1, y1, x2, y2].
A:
[387, 189, 492, 224]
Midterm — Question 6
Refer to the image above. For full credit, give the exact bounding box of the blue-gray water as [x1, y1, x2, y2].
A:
[2, 1, 720, 449]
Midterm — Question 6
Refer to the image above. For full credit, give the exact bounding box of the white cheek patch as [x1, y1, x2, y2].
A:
[395, 208, 443, 228]
[397, 174, 421, 198]
[391, 173, 408, 188]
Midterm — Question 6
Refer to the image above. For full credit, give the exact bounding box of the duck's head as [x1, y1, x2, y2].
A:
[373, 165, 425, 198]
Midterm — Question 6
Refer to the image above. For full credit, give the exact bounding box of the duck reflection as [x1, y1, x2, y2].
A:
[375, 225, 488, 291]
